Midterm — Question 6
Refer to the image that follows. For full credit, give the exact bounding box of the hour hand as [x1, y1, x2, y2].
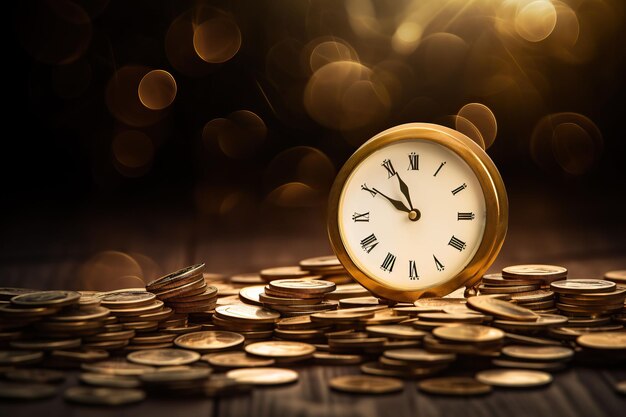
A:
[372, 188, 410, 213]
[395, 172, 414, 211]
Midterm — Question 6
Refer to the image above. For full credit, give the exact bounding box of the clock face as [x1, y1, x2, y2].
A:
[338, 139, 487, 291]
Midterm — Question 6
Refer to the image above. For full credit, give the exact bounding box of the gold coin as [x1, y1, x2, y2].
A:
[260, 266, 311, 280]
[48, 306, 110, 322]
[313, 352, 363, 365]
[80, 373, 141, 388]
[493, 314, 568, 330]
[139, 367, 211, 384]
[501, 345, 574, 361]
[324, 283, 370, 300]
[203, 351, 275, 368]
[238, 285, 265, 306]
[299, 255, 342, 269]
[475, 369, 553, 388]
[550, 279, 616, 294]
[108, 300, 164, 316]
[100, 291, 156, 308]
[577, 332, 626, 350]
[418, 377, 492, 396]
[126, 348, 200, 366]
[214, 304, 280, 323]
[365, 325, 426, 340]
[245, 341, 315, 359]
[417, 312, 484, 323]
[259, 293, 323, 305]
[0, 350, 44, 365]
[502, 265, 567, 279]
[0, 304, 60, 317]
[146, 263, 205, 291]
[604, 270, 626, 284]
[330, 374, 403, 394]
[0, 287, 39, 301]
[64, 386, 145, 405]
[482, 273, 536, 286]
[383, 349, 456, 365]
[467, 296, 539, 321]
[51, 349, 109, 362]
[510, 290, 555, 303]
[414, 298, 466, 307]
[0, 382, 57, 400]
[174, 331, 245, 351]
[276, 315, 329, 330]
[269, 279, 336, 294]
[82, 359, 155, 376]
[6, 368, 65, 384]
[226, 367, 298, 385]
[478, 284, 540, 294]
[433, 324, 504, 343]
[491, 359, 567, 371]
[11, 290, 81, 307]
[10, 338, 81, 351]
[310, 306, 384, 323]
[153, 277, 207, 300]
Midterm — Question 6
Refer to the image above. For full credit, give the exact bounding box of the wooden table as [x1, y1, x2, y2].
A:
[1, 189, 625, 417]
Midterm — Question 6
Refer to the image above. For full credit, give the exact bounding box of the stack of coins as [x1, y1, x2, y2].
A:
[146, 264, 218, 316]
[259, 279, 338, 317]
[211, 305, 279, 340]
[361, 348, 455, 379]
[299, 256, 353, 284]
[551, 279, 625, 327]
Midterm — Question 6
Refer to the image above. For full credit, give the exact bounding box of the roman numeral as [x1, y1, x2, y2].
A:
[448, 235, 466, 251]
[352, 212, 370, 222]
[457, 212, 475, 221]
[409, 260, 419, 280]
[433, 255, 444, 271]
[408, 152, 419, 170]
[380, 252, 396, 272]
[382, 159, 396, 178]
[361, 183, 377, 197]
[451, 183, 467, 195]
[360, 234, 379, 253]
[434, 161, 446, 177]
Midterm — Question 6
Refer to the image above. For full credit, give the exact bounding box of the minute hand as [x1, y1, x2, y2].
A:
[372, 188, 410, 213]
[395, 172, 415, 210]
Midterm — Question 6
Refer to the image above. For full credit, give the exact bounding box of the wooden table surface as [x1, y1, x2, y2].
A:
[1, 189, 625, 417]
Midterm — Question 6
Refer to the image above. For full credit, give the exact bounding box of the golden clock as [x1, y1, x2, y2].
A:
[327, 123, 508, 303]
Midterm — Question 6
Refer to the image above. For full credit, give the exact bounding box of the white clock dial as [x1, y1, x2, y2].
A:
[338, 139, 487, 291]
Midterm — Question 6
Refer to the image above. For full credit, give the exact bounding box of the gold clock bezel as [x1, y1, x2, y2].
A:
[327, 123, 508, 303]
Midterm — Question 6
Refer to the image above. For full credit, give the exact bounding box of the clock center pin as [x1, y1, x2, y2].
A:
[408, 210, 420, 222]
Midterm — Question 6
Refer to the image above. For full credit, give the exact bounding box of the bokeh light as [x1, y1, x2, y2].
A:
[138, 70, 177, 110]
[112, 130, 154, 177]
[515, 0, 558, 42]
[77, 251, 144, 290]
[106, 66, 165, 127]
[452, 116, 486, 150]
[193, 16, 242, 63]
[202, 111, 267, 159]
[457, 103, 498, 149]
[307, 37, 359, 72]
[266, 183, 321, 208]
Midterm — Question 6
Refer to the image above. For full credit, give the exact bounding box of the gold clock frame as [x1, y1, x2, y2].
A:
[327, 123, 508, 303]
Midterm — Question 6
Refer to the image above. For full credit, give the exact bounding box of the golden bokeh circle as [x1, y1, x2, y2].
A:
[138, 70, 177, 110]
[457, 103, 498, 149]
[515, 0, 557, 42]
[193, 16, 242, 64]
[112, 130, 154, 177]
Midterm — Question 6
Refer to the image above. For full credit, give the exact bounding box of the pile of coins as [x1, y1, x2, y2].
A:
[0, 262, 625, 403]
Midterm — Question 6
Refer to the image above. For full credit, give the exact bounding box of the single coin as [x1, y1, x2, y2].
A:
[203, 351, 275, 368]
[313, 352, 363, 365]
[269, 279, 336, 294]
[504, 333, 563, 346]
[214, 305, 280, 323]
[174, 331, 245, 351]
[260, 266, 311, 280]
[550, 279, 616, 294]
[146, 263, 205, 291]
[365, 325, 426, 340]
[299, 255, 342, 269]
[418, 377, 492, 396]
[107, 300, 164, 316]
[0, 304, 60, 317]
[139, 368, 211, 384]
[502, 345, 574, 361]
[48, 306, 110, 322]
[414, 298, 466, 307]
[493, 314, 568, 329]
[502, 265, 567, 279]
[478, 284, 541, 294]
[127, 348, 200, 366]
[100, 291, 156, 307]
[64, 386, 145, 405]
[604, 270, 626, 283]
[418, 312, 484, 323]
[226, 367, 298, 385]
[310, 306, 383, 322]
[330, 374, 403, 394]
[245, 341, 315, 359]
[11, 290, 81, 307]
[325, 283, 370, 300]
[433, 324, 504, 343]
[483, 273, 536, 286]
[0, 350, 44, 365]
[238, 285, 265, 306]
[10, 338, 81, 351]
[80, 373, 141, 388]
[259, 292, 323, 305]
[6, 368, 65, 384]
[0, 287, 39, 301]
[0, 382, 57, 400]
[276, 315, 329, 330]
[467, 296, 539, 321]
[577, 332, 626, 350]
[510, 290, 555, 303]
[383, 349, 456, 365]
[82, 359, 155, 376]
[475, 369, 553, 388]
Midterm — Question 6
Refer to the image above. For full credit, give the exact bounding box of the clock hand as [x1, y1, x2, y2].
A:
[372, 188, 410, 213]
[395, 172, 415, 211]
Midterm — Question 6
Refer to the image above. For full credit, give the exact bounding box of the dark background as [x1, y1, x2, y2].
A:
[3, 0, 625, 285]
